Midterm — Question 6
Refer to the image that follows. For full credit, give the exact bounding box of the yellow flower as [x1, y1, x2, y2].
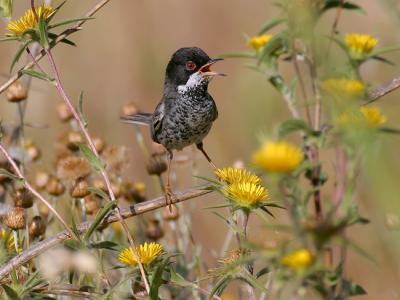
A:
[119, 242, 163, 267]
[252, 141, 303, 173]
[0, 229, 17, 251]
[345, 33, 378, 57]
[281, 249, 314, 270]
[247, 34, 272, 50]
[7, 4, 55, 37]
[224, 181, 268, 208]
[322, 78, 365, 98]
[336, 106, 387, 127]
[215, 167, 261, 185]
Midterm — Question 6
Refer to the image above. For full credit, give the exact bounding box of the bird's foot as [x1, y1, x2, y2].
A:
[164, 186, 176, 212]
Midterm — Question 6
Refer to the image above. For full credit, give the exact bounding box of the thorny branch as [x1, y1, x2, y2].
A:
[0, 185, 212, 280]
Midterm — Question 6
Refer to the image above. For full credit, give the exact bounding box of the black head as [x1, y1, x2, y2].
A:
[165, 47, 212, 87]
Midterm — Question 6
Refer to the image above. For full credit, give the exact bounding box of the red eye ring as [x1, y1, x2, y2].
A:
[185, 61, 196, 71]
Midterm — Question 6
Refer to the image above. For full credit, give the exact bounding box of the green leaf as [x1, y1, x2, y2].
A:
[90, 241, 119, 251]
[47, 32, 76, 47]
[0, 0, 13, 19]
[63, 239, 83, 251]
[1, 284, 20, 300]
[78, 91, 88, 128]
[258, 30, 288, 63]
[79, 144, 105, 172]
[10, 40, 31, 72]
[0, 36, 19, 42]
[21, 69, 55, 84]
[257, 17, 286, 35]
[84, 200, 116, 240]
[210, 274, 232, 297]
[149, 256, 170, 300]
[0, 168, 23, 182]
[48, 17, 95, 29]
[71, 217, 81, 240]
[278, 119, 312, 138]
[170, 269, 195, 288]
[370, 45, 400, 57]
[370, 55, 395, 66]
[87, 186, 109, 200]
[38, 16, 49, 49]
[322, 1, 365, 14]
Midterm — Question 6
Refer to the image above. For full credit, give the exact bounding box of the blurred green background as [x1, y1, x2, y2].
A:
[1, 1, 400, 298]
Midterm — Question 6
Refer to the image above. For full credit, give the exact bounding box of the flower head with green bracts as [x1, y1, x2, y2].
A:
[336, 106, 387, 128]
[345, 33, 378, 60]
[119, 242, 163, 267]
[322, 78, 366, 98]
[6, 4, 54, 37]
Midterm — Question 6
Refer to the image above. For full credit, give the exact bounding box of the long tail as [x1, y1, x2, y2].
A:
[121, 113, 153, 126]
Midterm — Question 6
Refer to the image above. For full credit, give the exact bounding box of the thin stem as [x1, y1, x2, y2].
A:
[44, 47, 150, 294]
[0, 143, 78, 239]
[0, 185, 212, 280]
[0, 0, 111, 94]
[292, 55, 312, 126]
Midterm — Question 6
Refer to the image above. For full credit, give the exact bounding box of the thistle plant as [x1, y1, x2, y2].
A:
[0, 1, 400, 299]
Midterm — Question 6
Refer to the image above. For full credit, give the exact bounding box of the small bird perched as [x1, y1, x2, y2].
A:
[122, 47, 224, 206]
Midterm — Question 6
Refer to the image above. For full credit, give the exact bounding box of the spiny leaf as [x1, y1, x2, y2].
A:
[87, 186, 109, 200]
[21, 69, 55, 85]
[90, 241, 119, 251]
[1, 284, 20, 300]
[257, 16, 286, 35]
[63, 239, 84, 251]
[0, 168, 23, 182]
[49, 17, 95, 29]
[149, 256, 171, 300]
[38, 16, 49, 49]
[78, 91, 88, 128]
[10, 40, 31, 72]
[84, 200, 116, 240]
[322, 0, 365, 14]
[79, 143, 105, 172]
[278, 119, 313, 138]
[170, 269, 195, 288]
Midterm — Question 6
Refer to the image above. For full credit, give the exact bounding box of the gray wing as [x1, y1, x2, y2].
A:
[150, 101, 165, 143]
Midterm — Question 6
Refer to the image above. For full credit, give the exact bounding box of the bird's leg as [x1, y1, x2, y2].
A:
[196, 142, 217, 170]
[164, 151, 175, 211]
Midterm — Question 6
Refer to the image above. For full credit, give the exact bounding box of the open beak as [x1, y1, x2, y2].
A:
[199, 58, 226, 77]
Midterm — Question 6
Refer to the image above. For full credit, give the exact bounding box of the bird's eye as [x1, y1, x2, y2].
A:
[185, 61, 196, 71]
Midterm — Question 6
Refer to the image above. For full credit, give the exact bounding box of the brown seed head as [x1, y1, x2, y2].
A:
[145, 219, 164, 241]
[35, 171, 50, 190]
[6, 81, 27, 103]
[151, 142, 166, 156]
[58, 156, 91, 181]
[25, 144, 41, 162]
[102, 146, 128, 174]
[111, 181, 122, 198]
[13, 187, 34, 208]
[70, 178, 90, 198]
[29, 215, 46, 237]
[146, 153, 167, 176]
[162, 205, 179, 221]
[121, 102, 140, 117]
[46, 177, 65, 196]
[56, 103, 73, 123]
[38, 203, 50, 219]
[93, 136, 106, 154]
[93, 178, 107, 192]
[84, 194, 100, 215]
[4, 207, 26, 230]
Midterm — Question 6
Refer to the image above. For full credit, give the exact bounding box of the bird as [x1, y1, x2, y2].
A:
[122, 47, 224, 207]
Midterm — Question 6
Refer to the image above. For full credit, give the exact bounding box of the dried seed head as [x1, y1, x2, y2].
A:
[46, 177, 65, 196]
[58, 131, 83, 151]
[70, 178, 90, 198]
[38, 203, 50, 219]
[124, 182, 146, 203]
[29, 215, 46, 238]
[151, 143, 167, 156]
[56, 103, 73, 123]
[162, 205, 179, 221]
[35, 171, 50, 190]
[146, 153, 167, 176]
[6, 81, 27, 102]
[121, 102, 140, 117]
[93, 136, 106, 154]
[93, 178, 107, 192]
[102, 146, 128, 174]
[58, 156, 91, 181]
[145, 219, 164, 241]
[13, 187, 34, 208]
[4, 207, 26, 230]
[84, 195, 100, 215]
[0, 161, 13, 183]
[25, 144, 41, 162]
